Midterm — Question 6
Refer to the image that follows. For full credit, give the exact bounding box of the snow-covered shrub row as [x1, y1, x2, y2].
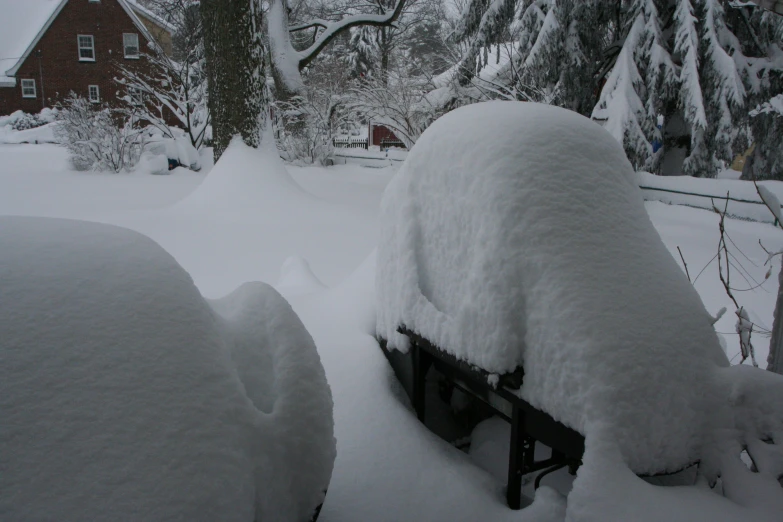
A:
[54, 94, 144, 172]
[376, 103, 783, 513]
[0, 108, 57, 131]
[0, 217, 335, 521]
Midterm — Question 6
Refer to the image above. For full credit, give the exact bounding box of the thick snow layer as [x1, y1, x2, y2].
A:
[377, 101, 733, 474]
[2, 136, 782, 519]
[0, 122, 58, 144]
[0, 217, 334, 521]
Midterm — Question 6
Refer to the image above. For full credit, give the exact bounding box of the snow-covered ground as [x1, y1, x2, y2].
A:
[1, 141, 782, 520]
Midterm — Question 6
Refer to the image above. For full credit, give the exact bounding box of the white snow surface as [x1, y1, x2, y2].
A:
[377, 101, 737, 475]
[0, 217, 335, 521]
[2, 132, 783, 519]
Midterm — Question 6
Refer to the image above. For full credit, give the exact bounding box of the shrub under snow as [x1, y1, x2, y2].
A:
[54, 94, 144, 172]
[0, 217, 335, 521]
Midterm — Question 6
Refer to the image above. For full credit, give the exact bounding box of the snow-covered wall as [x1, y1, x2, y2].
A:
[636, 172, 783, 223]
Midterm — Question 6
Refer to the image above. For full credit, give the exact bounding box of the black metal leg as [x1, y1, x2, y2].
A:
[507, 406, 524, 509]
[412, 342, 427, 422]
[507, 406, 537, 509]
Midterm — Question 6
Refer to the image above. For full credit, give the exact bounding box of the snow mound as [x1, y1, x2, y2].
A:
[376, 101, 732, 474]
[174, 135, 314, 214]
[276, 255, 327, 296]
[0, 217, 335, 521]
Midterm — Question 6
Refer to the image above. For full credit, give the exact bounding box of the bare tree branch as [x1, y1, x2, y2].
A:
[297, 0, 406, 69]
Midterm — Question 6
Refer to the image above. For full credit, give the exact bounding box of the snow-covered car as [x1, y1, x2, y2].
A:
[376, 101, 783, 516]
[0, 217, 335, 521]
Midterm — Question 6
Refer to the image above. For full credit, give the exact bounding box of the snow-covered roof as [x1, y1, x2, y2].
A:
[0, 0, 163, 83]
[0, 0, 64, 85]
[126, 0, 176, 35]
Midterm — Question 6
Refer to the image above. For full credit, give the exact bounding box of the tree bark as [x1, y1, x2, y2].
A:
[201, 0, 267, 160]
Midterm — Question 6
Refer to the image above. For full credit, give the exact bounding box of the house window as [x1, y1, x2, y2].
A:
[21, 79, 36, 98]
[123, 33, 139, 59]
[78, 35, 95, 61]
[88, 85, 100, 103]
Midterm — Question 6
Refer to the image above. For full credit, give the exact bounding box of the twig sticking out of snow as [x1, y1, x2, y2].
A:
[678, 246, 692, 282]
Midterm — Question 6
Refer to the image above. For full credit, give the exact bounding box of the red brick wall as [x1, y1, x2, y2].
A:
[0, 0, 155, 116]
[371, 125, 404, 147]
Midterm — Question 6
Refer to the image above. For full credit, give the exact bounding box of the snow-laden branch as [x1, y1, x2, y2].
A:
[297, 0, 406, 69]
[289, 19, 329, 33]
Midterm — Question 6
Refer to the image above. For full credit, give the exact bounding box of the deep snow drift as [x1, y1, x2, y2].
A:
[377, 101, 729, 473]
[0, 217, 335, 521]
[377, 102, 783, 517]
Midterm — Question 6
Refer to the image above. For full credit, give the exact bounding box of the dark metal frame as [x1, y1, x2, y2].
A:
[398, 326, 585, 509]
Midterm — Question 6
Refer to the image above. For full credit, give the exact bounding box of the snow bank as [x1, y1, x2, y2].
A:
[377, 101, 733, 475]
[175, 135, 314, 215]
[636, 171, 783, 223]
[0, 121, 58, 144]
[0, 217, 335, 521]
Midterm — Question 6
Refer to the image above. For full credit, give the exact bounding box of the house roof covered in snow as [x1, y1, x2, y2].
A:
[0, 0, 62, 86]
[126, 0, 176, 35]
[0, 0, 164, 86]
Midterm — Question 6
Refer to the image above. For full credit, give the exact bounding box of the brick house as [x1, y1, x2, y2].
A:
[0, 0, 173, 116]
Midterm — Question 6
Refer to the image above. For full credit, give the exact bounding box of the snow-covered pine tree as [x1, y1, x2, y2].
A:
[741, 10, 783, 180]
[592, 0, 677, 171]
[449, 0, 781, 176]
[201, 0, 267, 159]
[512, 0, 565, 102]
[681, 0, 746, 176]
[452, 0, 516, 85]
[347, 26, 379, 78]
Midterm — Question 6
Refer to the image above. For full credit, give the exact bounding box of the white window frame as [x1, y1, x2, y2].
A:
[21, 79, 36, 98]
[78, 35, 95, 62]
[123, 33, 140, 59]
[88, 85, 100, 103]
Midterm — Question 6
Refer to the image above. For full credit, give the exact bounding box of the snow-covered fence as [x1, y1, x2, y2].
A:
[331, 147, 406, 168]
[380, 138, 406, 149]
[332, 137, 368, 150]
[635, 172, 783, 223]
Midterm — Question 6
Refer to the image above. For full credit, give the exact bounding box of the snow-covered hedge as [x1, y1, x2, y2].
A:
[0, 108, 59, 144]
[0, 108, 57, 130]
[0, 217, 335, 521]
[376, 102, 783, 507]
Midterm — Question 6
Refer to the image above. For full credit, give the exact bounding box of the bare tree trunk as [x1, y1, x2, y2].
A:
[768, 264, 783, 374]
[201, 0, 267, 160]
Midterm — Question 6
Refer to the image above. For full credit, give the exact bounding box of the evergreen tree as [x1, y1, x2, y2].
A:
[741, 11, 783, 179]
[201, 0, 267, 159]
[347, 26, 379, 78]
[452, 0, 782, 177]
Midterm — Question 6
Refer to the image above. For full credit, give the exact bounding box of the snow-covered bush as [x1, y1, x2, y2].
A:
[347, 69, 442, 148]
[275, 92, 344, 165]
[377, 102, 783, 515]
[54, 94, 144, 172]
[116, 50, 210, 151]
[0, 216, 335, 521]
[0, 108, 58, 131]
